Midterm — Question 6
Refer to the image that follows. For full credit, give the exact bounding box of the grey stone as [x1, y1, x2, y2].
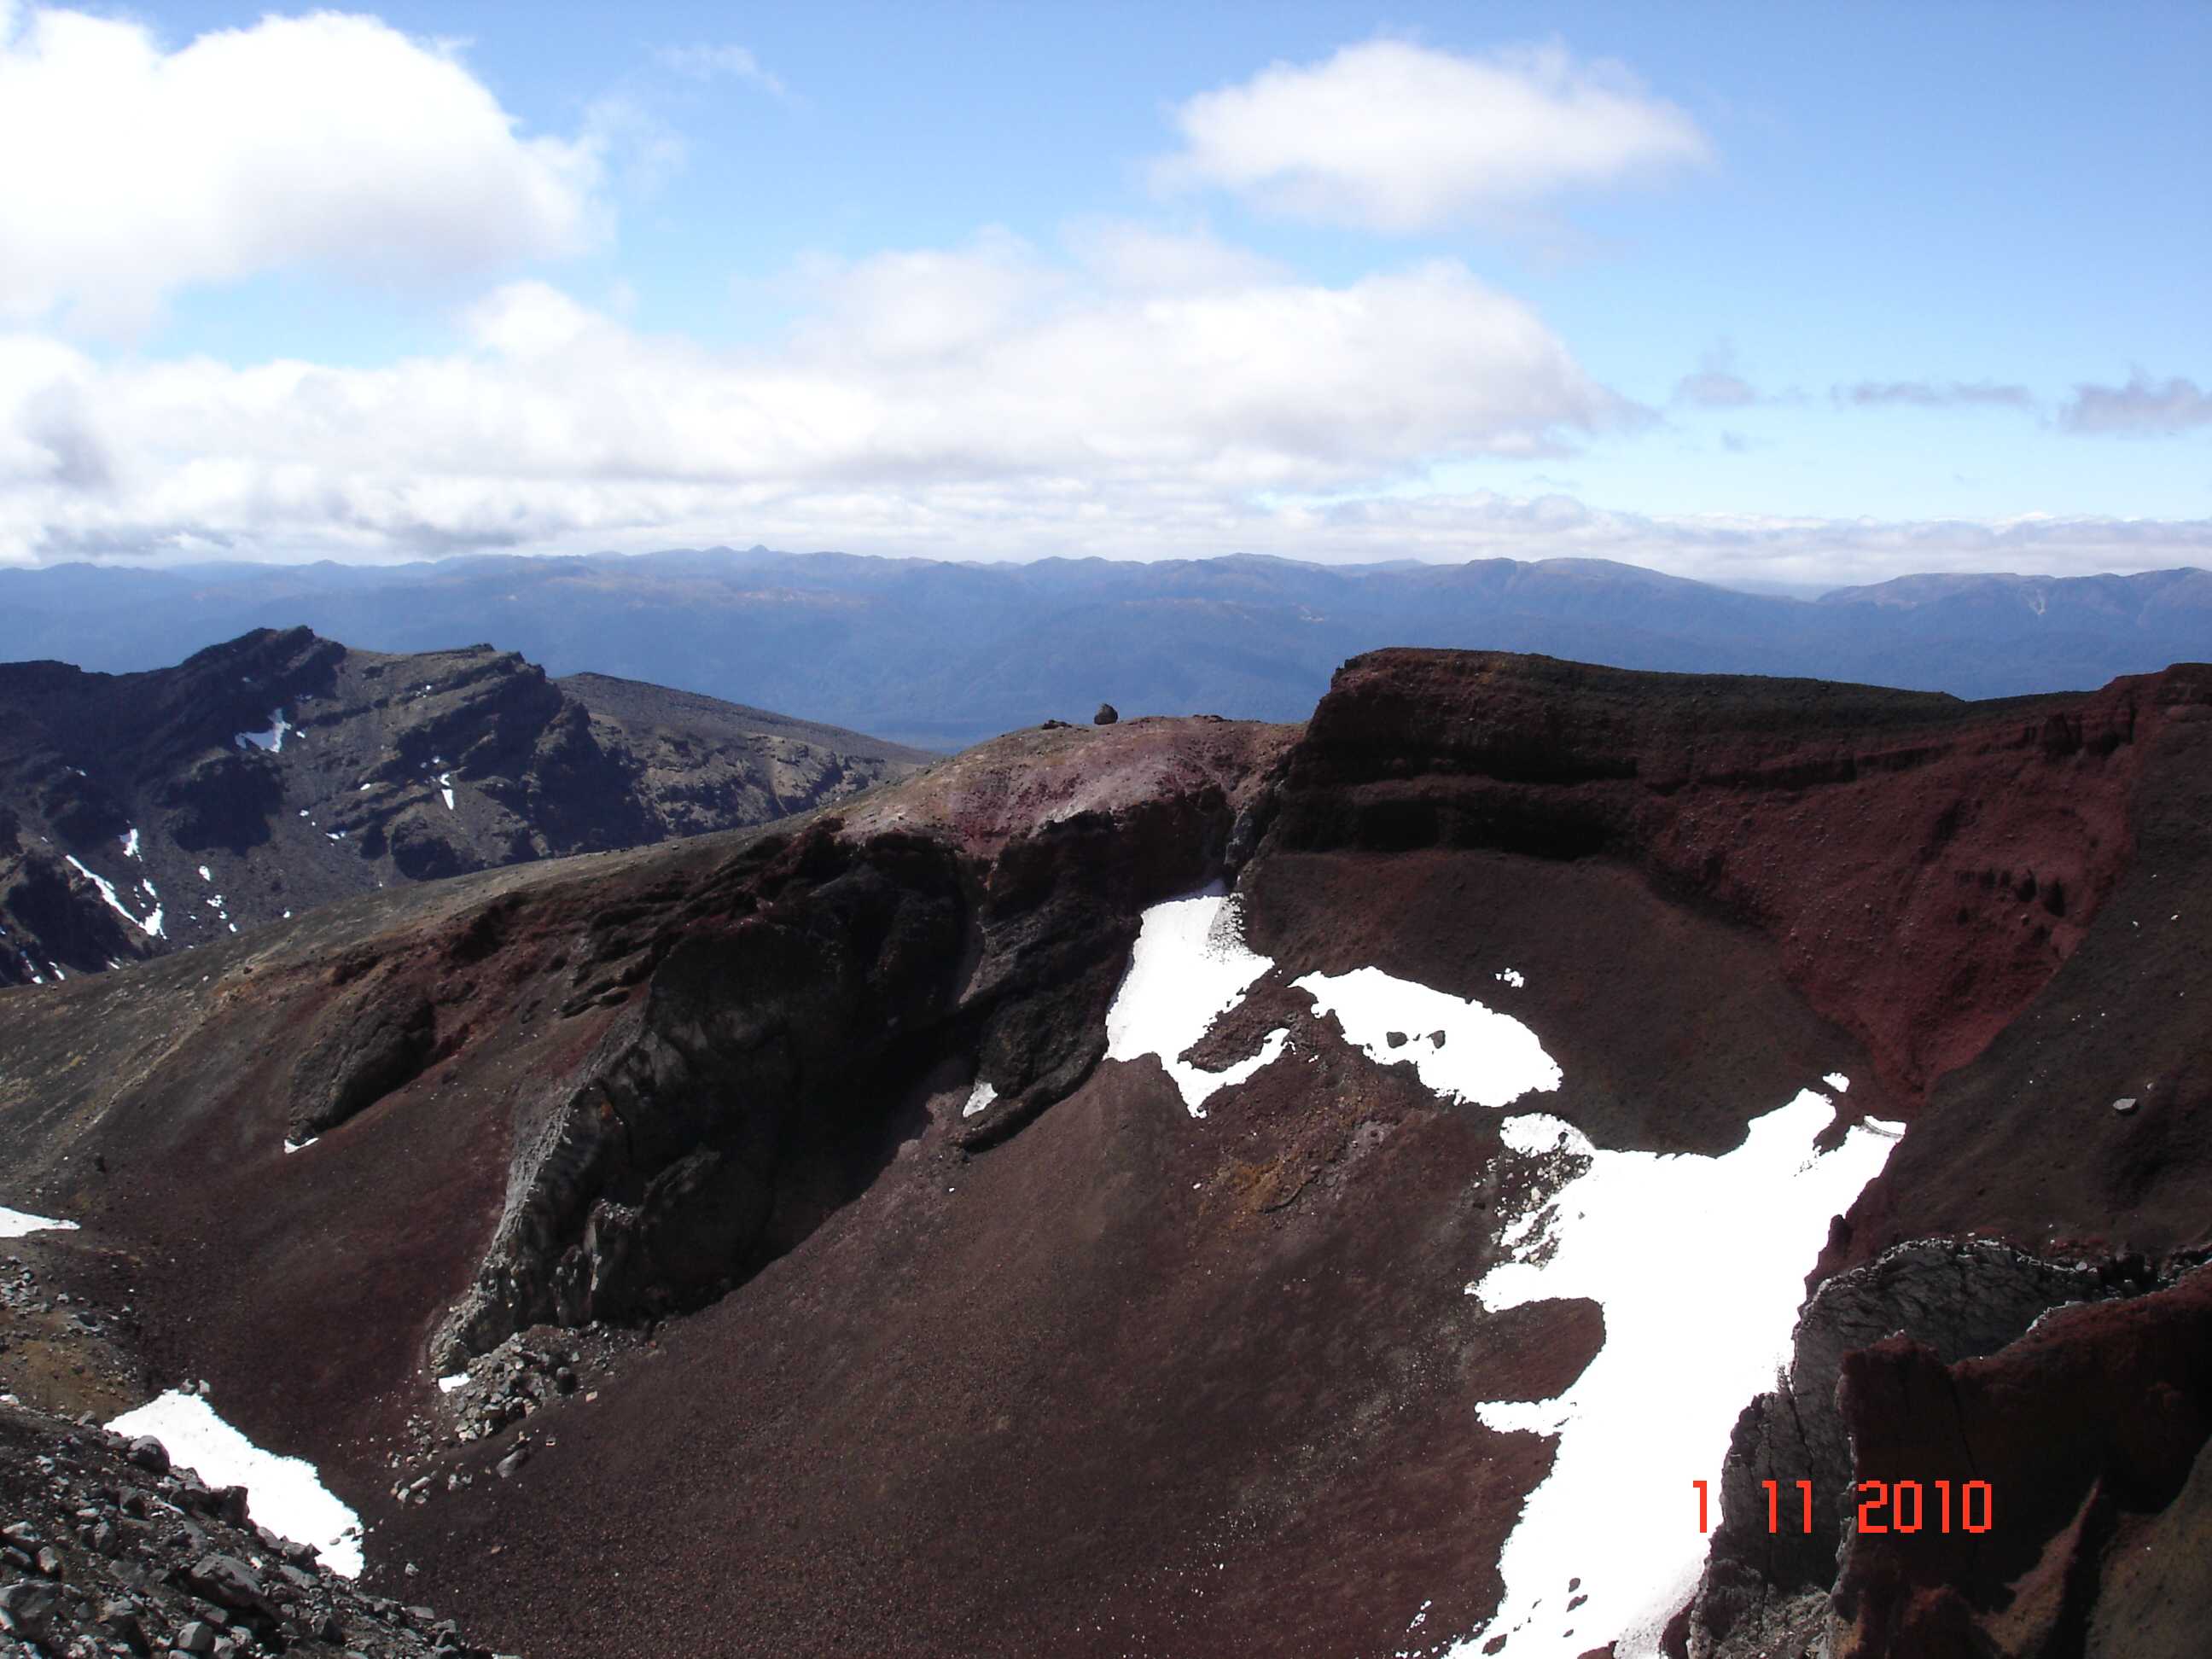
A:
[126, 1437, 170, 1476]
[0, 1578, 61, 1633]
[183, 1552, 266, 1611]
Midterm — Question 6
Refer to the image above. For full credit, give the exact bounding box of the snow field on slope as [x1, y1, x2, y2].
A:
[1452, 1095, 1904, 1659]
[1108, 889, 1904, 1659]
[107, 1391, 364, 1576]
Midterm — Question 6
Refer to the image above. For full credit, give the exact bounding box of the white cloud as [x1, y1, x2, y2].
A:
[0, 235, 1637, 562]
[1674, 371, 1757, 408]
[1837, 380, 2034, 410]
[2058, 370, 2212, 437]
[0, 5, 604, 333]
[1, 229, 2200, 586]
[1155, 38, 1710, 231]
[1061, 219, 1288, 296]
[655, 43, 786, 100]
[1284, 495, 2212, 587]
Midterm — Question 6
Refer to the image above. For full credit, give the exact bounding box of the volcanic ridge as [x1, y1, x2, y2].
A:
[2, 647, 2209, 1659]
[0, 627, 929, 987]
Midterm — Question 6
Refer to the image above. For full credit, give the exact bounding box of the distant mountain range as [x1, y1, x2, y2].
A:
[1, 550, 2206, 749]
[0, 626, 928, 986]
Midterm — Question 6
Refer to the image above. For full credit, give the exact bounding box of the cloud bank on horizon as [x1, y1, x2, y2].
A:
[0, 2, 2204, 586]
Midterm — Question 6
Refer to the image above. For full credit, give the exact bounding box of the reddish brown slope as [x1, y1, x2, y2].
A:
[2, 652, 2208, 1659]
[1283, 651, 2206, 1103]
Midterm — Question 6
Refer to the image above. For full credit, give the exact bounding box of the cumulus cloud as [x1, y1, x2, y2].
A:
[1154, 38, 1710, 231]
[2058, 371, 2212, 436]
[4, 271, 2198, 586]
[1836, 381, 2034, 409]
[0, 234, 1646, 563]
[2, 213, 2197, 587]
[0, 5, 604, 333]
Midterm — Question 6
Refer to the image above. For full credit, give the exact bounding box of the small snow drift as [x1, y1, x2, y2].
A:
[63, 855, 163, 939]
[1104, 888, 1289, 1116]
[106, 1390, 364, 1577]
[1295, 965, 1561, 1109]
[0, 1204, 79, 1239]
[234, 710, 293, 754]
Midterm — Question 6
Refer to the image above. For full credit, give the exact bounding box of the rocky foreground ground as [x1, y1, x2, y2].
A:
[0, 1399, 502, 1659]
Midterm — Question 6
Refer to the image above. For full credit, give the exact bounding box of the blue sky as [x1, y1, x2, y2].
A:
[0, 0, 2205, 583]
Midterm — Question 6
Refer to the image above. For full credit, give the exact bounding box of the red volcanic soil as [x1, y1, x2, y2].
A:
[376, 1039, 1558, 1659]
[1, 650, 2208, 1659]
[1824, 672, 2212, 1272]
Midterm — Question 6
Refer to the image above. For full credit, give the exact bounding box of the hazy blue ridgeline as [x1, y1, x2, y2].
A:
[2, 551, 2204, 752]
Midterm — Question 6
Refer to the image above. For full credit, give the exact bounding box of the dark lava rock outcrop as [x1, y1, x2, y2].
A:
[1686, 1239, 2155, 1657]
[0, 628, 929, 987]
[2, 649, 2208, 1659]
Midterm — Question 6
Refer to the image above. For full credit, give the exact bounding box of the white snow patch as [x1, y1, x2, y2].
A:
[0, 1204, 78, 1239]
[358, 783, 375, 792]
[119, 827, 141, 860]
[283, 1138, 318, 1155]
[439, 771, 456, 812]
[962, 1080, 999, 1120]
[1452, 1095, 1905, 1659]
[234, 710, 292, 754]
[1496, 968, 1527, 988]
[106, 1392, 364, 1577]
[1294, 967, 1560, 1109]
[1104, 888, 1290, 1117]
[437, 1373, 469, 1394]
[64, 856, 163, 938]
[1823, 1072, 1850, 1093]
[198, 865, 212, 882]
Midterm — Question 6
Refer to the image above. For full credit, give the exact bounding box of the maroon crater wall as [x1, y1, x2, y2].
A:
[1273, 649, 2212, 1104]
